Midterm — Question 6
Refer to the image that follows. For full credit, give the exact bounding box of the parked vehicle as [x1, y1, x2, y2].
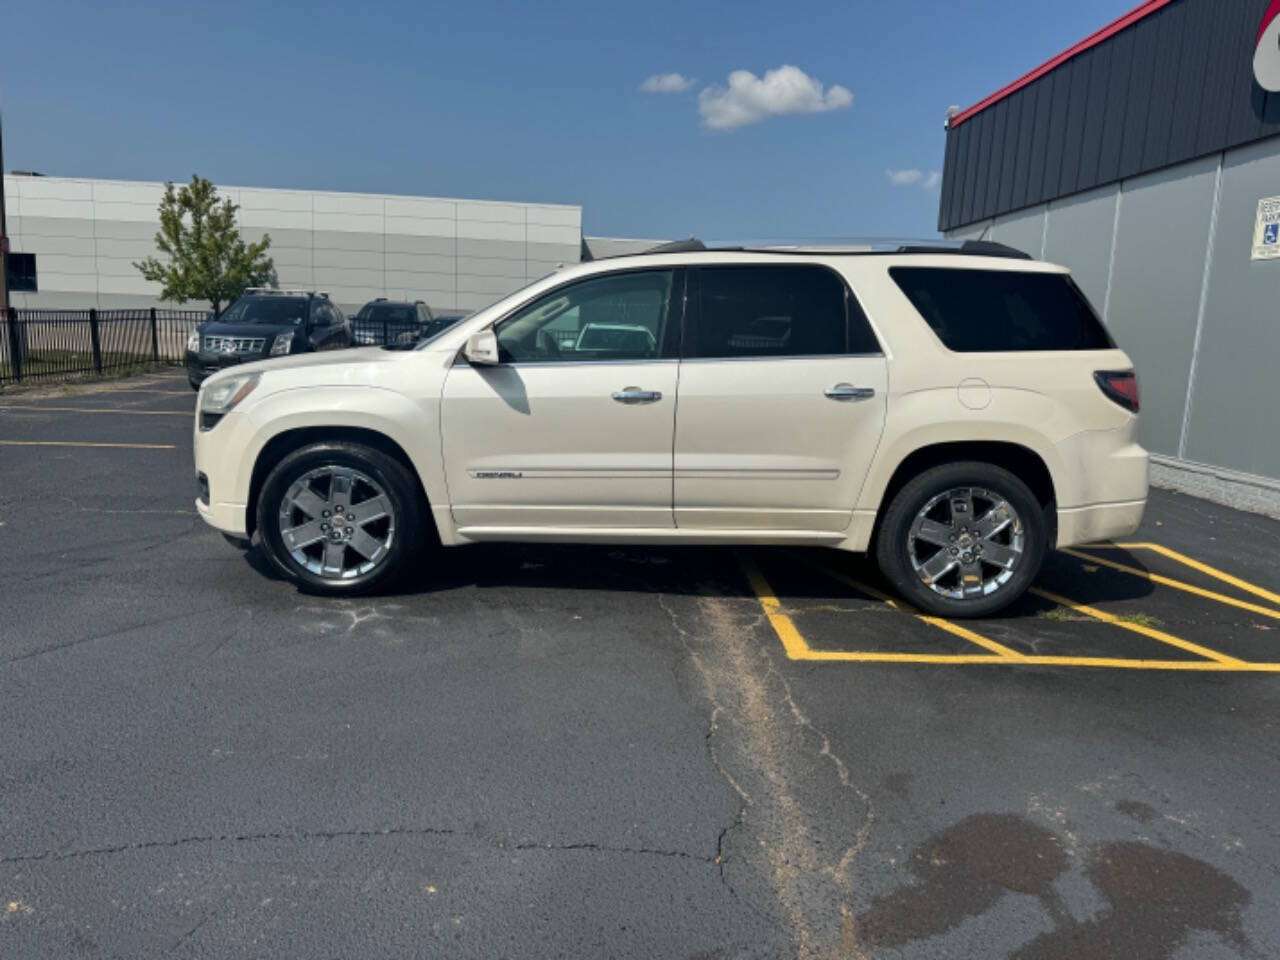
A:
[185, 289, 350, 389]
[352, 299, 436, 346]
[192, 240, 1148, 616]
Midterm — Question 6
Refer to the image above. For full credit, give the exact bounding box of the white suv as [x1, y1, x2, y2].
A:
[193, 241, 1148, 617]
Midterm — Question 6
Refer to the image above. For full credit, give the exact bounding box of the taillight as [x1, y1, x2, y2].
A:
[1094, 370, 1139, 412]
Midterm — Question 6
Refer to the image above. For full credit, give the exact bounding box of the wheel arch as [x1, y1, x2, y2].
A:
[868, 440, 1058, 549]
[246, 426, 434, 539]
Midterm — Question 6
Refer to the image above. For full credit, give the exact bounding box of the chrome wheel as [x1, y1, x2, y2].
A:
[907, 487, 1025, 601]
[277, 466, 396, 581]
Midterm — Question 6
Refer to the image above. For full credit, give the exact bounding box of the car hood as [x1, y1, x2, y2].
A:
[198, 321, 298, 339]
[202, 344, 406, 384]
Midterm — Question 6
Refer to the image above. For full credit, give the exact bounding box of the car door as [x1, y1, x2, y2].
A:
[441, 268, 683, 531]
[674, 263, 888, 531]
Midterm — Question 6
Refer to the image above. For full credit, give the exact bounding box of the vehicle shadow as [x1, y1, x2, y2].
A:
[244, 539, 1158, 613]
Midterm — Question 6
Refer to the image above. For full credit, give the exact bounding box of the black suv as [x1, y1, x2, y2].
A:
[351, 299, 444, 346]
[185, 289, 351, 388]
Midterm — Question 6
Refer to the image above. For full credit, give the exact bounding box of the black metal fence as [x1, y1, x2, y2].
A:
[1, 308, 211, 385]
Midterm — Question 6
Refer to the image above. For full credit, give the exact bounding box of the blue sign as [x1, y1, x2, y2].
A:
[1266, 222, 1280, 246]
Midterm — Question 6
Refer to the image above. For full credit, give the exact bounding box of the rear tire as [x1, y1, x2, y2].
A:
[875, 461, 1048, 618]
[256, 441, 425, 595]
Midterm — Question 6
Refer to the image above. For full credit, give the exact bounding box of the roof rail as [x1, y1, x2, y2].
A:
[645, 238, 707, 254]
[894, 240, 1032, 260]
[243, 287, 324, 297]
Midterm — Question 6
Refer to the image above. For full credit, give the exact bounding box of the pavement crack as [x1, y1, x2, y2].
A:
[0, 827, 458, 864]
[505, 840, 712, 862]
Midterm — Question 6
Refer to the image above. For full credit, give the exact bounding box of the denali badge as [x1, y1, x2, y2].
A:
[473, 470, 523, 479]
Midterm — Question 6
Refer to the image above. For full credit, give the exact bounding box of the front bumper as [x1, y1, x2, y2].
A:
[193, 409, 254, 537]
[185, 348, 268, 384]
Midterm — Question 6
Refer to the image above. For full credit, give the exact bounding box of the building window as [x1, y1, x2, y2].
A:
[6, 252, 37, 293]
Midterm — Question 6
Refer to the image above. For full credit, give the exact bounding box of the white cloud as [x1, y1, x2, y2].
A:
[640, 73, 695, 94]
[886, 168, 925, 186]
[697, 65, 853, 130]
[887, 168, 942, 190]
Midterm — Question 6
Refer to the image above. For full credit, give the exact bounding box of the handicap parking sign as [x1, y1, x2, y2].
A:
[1253, 196, 1280, 260]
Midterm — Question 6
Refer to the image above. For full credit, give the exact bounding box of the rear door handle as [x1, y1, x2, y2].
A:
[825, 383, 876, 402]
[612, 387, 663, 404]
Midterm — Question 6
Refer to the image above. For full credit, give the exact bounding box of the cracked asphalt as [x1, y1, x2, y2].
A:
[3, 371, 1280, 959]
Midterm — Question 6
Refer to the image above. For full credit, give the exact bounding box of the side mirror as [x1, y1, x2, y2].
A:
[464, 329, 500, 365]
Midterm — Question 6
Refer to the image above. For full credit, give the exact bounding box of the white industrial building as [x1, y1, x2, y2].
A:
[2, 174, 584, 315]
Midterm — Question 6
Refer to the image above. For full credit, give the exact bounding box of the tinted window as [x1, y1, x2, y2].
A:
[689, 265, 878, 359]
[218, 297, 309, 325]
[496, 270, 674, 363]
[890, 267, 1115, 352]
[360, 303, 419, 324]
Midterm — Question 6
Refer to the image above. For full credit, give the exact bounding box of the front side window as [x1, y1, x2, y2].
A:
[496, 269, 675, 363]
[889, 267, 1115, 352]
[688, 265, 879, 359]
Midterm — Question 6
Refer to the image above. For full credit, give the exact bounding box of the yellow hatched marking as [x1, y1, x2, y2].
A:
[800, 558, 1024, 658]
[1062, 548, 1280, 621]
[1030, 586, 1242, 664]
[1076, 542, 1280, 608]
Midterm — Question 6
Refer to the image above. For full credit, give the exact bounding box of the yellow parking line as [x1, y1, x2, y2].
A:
[740, 555, 1024, 660]
[1030, 586, 1243, 664]
[1062, 548, 1280, 621]
[1077, 542, 1280, 607]
[782, 651, 1280, 672]
[799, 558, 1025, 658]
[0, 440, 175, 450]
[739, 558, 811, 659]
[0, 405, 190, 416]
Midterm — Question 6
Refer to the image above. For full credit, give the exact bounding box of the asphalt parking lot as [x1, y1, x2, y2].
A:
[3, 370, 1280, 959]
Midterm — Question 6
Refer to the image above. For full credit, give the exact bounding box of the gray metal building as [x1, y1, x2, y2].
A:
[941, 0, 1280, 513]
[2, 175, 582, 316]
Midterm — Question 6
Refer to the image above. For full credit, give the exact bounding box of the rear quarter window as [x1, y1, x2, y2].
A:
[889, 267, 1115, 352]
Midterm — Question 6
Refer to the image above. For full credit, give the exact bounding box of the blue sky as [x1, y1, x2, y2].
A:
[2, 0, 1136, 240]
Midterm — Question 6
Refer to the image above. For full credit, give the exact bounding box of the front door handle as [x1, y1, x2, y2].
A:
[825, 383, 876, 402]
[612, 387, 663, 404]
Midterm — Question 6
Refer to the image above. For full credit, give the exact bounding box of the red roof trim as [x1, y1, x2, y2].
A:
[950, 0, 1178, 128]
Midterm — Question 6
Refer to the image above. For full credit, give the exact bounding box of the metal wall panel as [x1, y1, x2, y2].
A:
[1042, 184, 1118, 309]
[1103, 156, 1220, 457]
[1182, 141, 1280, 477]
[989, 208, 1046, 258]
[940, 0, 1280, 231]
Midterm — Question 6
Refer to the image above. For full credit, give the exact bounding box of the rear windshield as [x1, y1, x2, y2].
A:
[358, 304, 419, 324]
[218, 297, 309, 326]
[889, 267, 1115, 352]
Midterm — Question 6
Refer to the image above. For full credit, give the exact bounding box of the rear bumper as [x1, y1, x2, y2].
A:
[1056, 498, 1146, 548]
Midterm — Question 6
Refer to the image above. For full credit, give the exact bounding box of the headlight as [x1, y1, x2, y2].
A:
[270, 334, 292, 356]
[187, 331, 201, 352]
[199, 373, 260, 430]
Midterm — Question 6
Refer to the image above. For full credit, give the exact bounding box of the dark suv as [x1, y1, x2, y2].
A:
[185, 289, 350, 388]
[351, 299, 443, 346]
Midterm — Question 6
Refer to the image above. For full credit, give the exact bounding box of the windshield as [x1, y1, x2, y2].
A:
[218, 297, 309, 326]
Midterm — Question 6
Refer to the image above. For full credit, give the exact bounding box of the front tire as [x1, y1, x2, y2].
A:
[875, 461, 1048, 618]
[256, 441, 425, 595]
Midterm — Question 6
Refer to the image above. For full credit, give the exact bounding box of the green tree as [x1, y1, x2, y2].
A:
[134, 175, 275, 313]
